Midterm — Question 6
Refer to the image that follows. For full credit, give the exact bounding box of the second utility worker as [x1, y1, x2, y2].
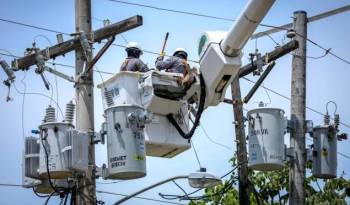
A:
[155, 48, 189, 76]
[120, 42, 149, 72]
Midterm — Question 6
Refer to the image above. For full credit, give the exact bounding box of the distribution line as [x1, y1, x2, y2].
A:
[0, 183, 185, 205]
[1, 16, 350, 157]
[105, 0, 350, 65]
[242, 77, 350, 129]
[107, 0, 235, 22]
[1, 49, 349, 130]
[97, 190, 187, 205]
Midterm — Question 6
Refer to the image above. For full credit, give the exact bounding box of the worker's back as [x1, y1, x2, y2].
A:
[120, 57, 149, 72]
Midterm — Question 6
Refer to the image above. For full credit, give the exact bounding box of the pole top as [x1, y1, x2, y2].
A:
[294, 10, 307, 15]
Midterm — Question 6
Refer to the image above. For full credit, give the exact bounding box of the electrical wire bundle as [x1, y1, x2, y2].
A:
[159, 165, 240, 202]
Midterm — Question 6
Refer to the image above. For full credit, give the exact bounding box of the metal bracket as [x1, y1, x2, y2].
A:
[306, 148, 313, 162]
[305, 120, 314, 134]
[287, 119, 296, 133]
[94, 164, 108, 179]
[285, 146, 295, 161]
[72, 31, 93, 61]
[93, 122, 107, 144]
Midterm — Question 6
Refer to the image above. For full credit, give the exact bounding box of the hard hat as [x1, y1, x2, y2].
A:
[126, 42, 143, 54]
[173, 48, 188, 58]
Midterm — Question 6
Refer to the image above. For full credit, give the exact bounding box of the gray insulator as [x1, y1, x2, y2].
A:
[324, 114, 330, 126]
[104, 90, 114, 107]
[45, 106, 56, 122]
[65, 101, 75, 124]
[334, 114, 340, 128]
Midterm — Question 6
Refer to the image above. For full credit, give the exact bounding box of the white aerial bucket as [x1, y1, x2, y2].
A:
[247, 108, 286, 171]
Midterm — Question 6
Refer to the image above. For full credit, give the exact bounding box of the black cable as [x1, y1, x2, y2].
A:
[32, 187, 57, 198]
[44, 191, 56, 205]
[39, 131, 66, 194]
[166, 74, 206, 139]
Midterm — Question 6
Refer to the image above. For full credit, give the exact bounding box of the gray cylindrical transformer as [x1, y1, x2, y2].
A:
[105, 105, 148, 179]
[247, 108, 286, 171]
[312, 126, 337, 179]
[38, 122, 73, 179]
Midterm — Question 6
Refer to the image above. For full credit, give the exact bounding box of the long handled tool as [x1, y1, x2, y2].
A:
[160, 32, 169, 56]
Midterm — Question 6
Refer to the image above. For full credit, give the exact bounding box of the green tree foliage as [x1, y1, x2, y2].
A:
[189, 161, 350, 205]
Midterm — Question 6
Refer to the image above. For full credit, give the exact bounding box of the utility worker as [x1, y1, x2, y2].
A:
[120, 42, 149, 72]
[155, 48, 189, 76]
[156, 48, 195, 88]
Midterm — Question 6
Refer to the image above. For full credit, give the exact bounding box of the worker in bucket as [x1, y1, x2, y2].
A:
[120, 42, 149, 72]
[155, 48, 189, 74]
[156, 48, 195, 88]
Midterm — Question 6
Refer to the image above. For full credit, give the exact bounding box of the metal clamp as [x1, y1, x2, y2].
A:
[285, 146, 295, 161]
[93, 122, 107, 144]
[287, 119, 296, 133]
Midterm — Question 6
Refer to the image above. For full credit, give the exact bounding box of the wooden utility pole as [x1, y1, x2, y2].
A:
[231, 77, 250, 205]
[74, 0, 95, 204]
[289, 11, 307, 205]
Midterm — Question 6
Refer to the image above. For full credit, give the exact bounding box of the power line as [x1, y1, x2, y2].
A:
[241, 76, 350, 129]
[3, 48, 349, 130]
[107, 0, 235, 22]
[97, 190, 187, 205]
[0, 183, 186, 205]
[106, 0, 350, 66]
[1, 14, 350, 158]
[0, 18, 69, 35]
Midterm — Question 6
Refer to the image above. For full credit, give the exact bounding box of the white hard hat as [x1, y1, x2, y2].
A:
[173, 48, 188, 59]
[126, 42, 143, 54]
[174, 48, 187, 54]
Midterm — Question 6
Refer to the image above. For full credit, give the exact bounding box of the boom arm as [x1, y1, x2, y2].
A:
[199, 0, 276, 107]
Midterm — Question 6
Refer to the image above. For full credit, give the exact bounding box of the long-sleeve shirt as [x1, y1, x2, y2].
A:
[120, 57, 149, 72]
[155, 56, 189, 75]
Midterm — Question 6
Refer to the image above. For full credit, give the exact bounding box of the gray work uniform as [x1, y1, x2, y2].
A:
[120, 57, 149, 72]
[155, 56, 189, 75]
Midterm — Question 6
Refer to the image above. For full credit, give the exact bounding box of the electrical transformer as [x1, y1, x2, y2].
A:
[37, 105, 88, 180]
[104, 105, 149, 179]
[247, 108, 287, 171]
[312, 126, 337, 179]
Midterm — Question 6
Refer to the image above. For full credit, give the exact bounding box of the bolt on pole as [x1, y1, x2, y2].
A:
[289, 10, 307, 205]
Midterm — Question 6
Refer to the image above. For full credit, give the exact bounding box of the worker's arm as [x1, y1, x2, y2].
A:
[138, 60, 150, 72]
[155, 57, 174, 71]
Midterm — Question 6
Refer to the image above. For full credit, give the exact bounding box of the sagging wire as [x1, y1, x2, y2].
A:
[12, 83, 64, 119]
[199, 124, 232, 151]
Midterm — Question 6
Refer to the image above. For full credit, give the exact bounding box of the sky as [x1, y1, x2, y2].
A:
[0, 0, 350, 204]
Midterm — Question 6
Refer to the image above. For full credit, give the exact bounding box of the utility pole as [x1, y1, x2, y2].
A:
[231, 77, 250, 205]
[289, 11, 307, 205]
[75, 0, 95, 204]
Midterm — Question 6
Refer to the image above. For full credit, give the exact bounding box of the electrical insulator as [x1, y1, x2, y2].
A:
[324, 113, 330, 126]
[286, 29, 296, 38]
[334, 114, 340, 128]
[45, 106, 56, 123]
[65, 101, 75, 125]
[104, 89, 114, 107]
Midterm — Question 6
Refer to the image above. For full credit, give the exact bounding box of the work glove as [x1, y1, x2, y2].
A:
[156, 56, 164, 61]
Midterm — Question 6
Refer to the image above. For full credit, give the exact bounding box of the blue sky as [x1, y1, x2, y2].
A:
[0, 0, 350, 204]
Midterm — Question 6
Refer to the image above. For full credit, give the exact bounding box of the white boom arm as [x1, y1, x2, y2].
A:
[199, 0, 276, 107]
